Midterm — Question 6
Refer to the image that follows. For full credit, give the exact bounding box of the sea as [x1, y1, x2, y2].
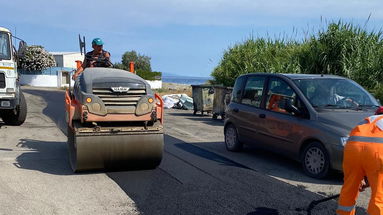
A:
[162, 76, 212, 85]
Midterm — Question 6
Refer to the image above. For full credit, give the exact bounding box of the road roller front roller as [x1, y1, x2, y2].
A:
[65, 67, 164, 172]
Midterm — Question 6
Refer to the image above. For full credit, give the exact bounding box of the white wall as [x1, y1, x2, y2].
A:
[20, 74, 59, 87]
[51, 53, 83, 68]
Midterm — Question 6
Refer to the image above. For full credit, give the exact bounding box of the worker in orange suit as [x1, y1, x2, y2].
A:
[337, 107, 383, 215]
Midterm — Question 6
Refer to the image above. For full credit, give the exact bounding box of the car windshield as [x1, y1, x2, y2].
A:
[293, 78, 380, 109]
[0, 31, 11, 60]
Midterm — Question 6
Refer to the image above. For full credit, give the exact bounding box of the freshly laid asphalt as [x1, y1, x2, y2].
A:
[0, 87, 370, 215]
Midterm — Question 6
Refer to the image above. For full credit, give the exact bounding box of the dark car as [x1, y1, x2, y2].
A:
[224, 73, 380, 178]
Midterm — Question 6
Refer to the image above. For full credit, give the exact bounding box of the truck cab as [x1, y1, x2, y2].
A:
[0, 27, 27, 125]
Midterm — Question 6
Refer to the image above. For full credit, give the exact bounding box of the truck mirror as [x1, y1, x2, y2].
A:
[17, 41, 27, 57]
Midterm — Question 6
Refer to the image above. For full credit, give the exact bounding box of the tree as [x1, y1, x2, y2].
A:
[115, 50, 161, 80]
[121, 50, 152, 72]
[18, 45, 56, 72]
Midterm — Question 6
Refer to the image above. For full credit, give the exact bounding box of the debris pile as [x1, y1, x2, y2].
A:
[162, 94, 193, 110]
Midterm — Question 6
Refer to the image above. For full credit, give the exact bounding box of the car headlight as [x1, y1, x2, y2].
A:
[340, 136, 349, 146]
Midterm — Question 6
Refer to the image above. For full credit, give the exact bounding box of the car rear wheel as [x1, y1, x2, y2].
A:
[224, 124, 242, 151]
[301, 142, 330, 179]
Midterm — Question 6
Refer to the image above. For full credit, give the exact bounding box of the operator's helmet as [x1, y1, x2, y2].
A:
[92, 38, 104, 46]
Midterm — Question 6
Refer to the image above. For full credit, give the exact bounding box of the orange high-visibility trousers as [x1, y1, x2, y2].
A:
[337, 115, 383, 215]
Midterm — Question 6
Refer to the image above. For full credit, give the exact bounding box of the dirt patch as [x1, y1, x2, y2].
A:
[154, 82, 192, 97]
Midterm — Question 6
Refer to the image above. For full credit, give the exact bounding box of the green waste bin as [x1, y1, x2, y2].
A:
[191, 85, 215, 115]
[212, 86, 232, 120]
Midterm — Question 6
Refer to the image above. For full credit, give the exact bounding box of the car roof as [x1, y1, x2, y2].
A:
[242, 73, 346, 80]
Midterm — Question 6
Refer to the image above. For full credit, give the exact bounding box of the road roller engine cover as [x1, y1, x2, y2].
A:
[65, 67, 164, 172]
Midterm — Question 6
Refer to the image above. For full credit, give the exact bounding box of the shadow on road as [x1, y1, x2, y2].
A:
[247, 207, 279, 215]
[241, 144, 344, 184]
[174, 141, 252, 170]
[14, 139, 72, 175]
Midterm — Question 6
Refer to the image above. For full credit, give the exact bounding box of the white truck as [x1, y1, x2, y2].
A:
[0, 27, 27, 125]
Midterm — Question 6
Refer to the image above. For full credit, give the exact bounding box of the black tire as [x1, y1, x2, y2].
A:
[224, 124, 243, 151]
[301, 141, 330, 179]
[2, 91, 27, 125]
[212, 114, 218, 119]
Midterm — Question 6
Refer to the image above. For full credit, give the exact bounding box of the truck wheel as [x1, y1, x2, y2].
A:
[2, 91, 27, 125]
[224, 124, 243, 151]
[301, 141, 330, 179]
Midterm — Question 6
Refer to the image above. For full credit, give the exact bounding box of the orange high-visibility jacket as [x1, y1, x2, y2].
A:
[337, 115, 383, 215]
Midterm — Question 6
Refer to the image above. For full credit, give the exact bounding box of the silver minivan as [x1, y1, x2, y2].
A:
[224, 73, 380, 178]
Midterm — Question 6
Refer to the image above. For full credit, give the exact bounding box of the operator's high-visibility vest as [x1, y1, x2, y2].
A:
[348, 115, 383, 139]
[337, 115, 383, 215]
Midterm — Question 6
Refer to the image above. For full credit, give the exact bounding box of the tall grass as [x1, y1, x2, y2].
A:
[212, 21, 383, 102]
[212, 38, 301, 86]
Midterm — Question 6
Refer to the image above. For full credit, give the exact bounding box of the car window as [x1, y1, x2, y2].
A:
[241, 76, 266, 108]
[0, 32, 11, 60]
[293, 78, 380, 109]
[231, 76, 246, 103]
[266, 78, 305, 116]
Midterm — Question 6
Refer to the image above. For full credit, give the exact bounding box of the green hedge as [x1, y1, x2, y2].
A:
[113, 63, 161, 81]
[136, 70, 162, 81]
[212, 21, 383, 102]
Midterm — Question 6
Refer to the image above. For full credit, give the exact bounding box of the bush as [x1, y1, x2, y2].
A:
[18, 45, 56, 72]
[212, 38, 301, 86]
[136, 70, 161, 80]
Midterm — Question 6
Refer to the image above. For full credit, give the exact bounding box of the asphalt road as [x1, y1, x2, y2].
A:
[0, 87, 370, 215]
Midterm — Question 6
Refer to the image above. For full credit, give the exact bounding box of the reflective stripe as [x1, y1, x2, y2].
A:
[348, 136, 383, 144]
[0, 66, 14, 70]
[368, 115, 382, 123]
[376, 119, 383, 131]
[337, 204, 355, 212]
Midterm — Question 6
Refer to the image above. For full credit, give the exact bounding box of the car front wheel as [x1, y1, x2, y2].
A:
[301, 141, 330, 179]
[224, 124, 243, 151]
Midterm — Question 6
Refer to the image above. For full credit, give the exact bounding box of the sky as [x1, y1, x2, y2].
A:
[2, 0, 383, 77]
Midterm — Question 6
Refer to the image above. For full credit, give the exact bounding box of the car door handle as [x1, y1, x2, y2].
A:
[233, 108, 239, 113]
[259, 114, 266, 118]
